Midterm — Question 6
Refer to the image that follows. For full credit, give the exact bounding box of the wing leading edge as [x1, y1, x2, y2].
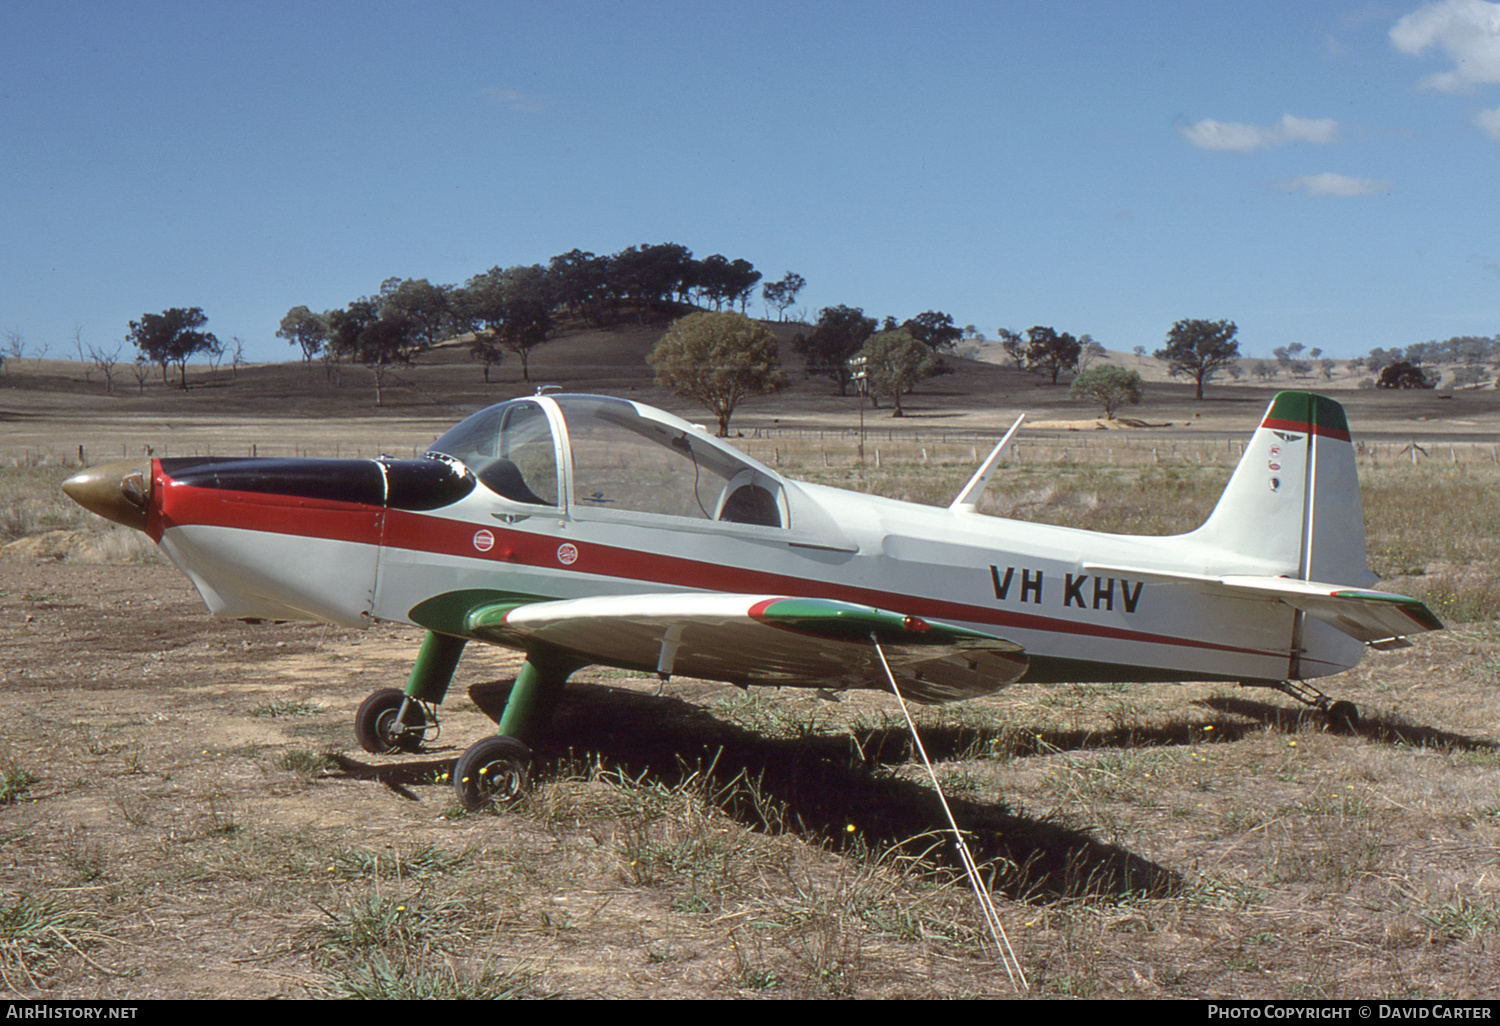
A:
[412, 591, 1029, 704]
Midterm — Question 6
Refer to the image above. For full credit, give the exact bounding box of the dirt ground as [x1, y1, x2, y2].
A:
[3, 345, 1500, 999]
[5, 559, 1498, 999]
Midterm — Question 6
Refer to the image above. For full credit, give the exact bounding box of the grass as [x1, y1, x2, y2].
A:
[0, 752, 36, 807]
[276, 748, 336, 785]
[0, 463, 158, 561]
[1408, 890, 1500, 940]
[0, 893, 118, 994]
[301, 869, 545, 999]
[4, 403, 1500, 997]
[316, 948, 542, 999]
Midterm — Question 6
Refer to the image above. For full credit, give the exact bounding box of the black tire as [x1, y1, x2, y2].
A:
[453, 735, 532, 810]
[354, 688, 427, 754]
[1326, 700, 1360, 732]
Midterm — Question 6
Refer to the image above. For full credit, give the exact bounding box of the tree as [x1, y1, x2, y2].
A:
[614, 243, 696, 321]
[1155, 319, 1240, 399]
[694, 254, 761, 313]
[377, 278, 454, 350]
[85, 339, 123, 393]
[1450, 365, 1493, 389]
[793, 305, 877, 395]
[997, 328, 1027, 368]
[761, 272, 806, 321]
[1020, 325, 1082, 384]
[1076, 335, 1108, 373]
[1069, 364, 1145, 419]
[74, 326, 122, 393]
[902, 310, 963, 351]
[1366, 346, 1402, 373]
[1376, 360, 1436, 389]
[460, 265, 555, 382]
[3, 328, 24, 367]
[126, 307, 218, 389]
[548, 249, 613, 325]
[327, 298, 420, 406]
[1249, 358, 1278, 381]
[648, 311, 787, 436]
[276, 305, 329, 367]
[856, 328, 938, 416]
[130, 356, 152, 394]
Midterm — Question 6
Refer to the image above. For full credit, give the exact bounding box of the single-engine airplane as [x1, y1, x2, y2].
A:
[63, 390, 1442, 809]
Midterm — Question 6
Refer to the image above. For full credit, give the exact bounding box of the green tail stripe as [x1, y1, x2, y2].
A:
[1265, 391, 1350, 438]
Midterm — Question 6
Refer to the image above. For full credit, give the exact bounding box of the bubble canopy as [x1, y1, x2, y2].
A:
[428, 394, 787, 528]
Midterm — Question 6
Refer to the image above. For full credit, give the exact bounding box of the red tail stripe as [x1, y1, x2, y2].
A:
[1260, 417, 1351, 442]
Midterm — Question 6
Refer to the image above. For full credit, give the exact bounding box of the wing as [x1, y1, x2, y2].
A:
[409, 591, 1028, 704]
[1084, 563, 1443, 649]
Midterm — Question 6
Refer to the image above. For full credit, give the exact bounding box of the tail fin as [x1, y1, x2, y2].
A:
[1191, 391, 1375, 587]
[1089, 391, 1441, 677]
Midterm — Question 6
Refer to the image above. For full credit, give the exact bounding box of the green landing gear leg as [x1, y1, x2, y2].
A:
[354, 631, 467, 754]
[453, 648, 578, 810]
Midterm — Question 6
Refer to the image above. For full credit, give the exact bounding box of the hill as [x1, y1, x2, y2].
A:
[4, 313, 1500, 463]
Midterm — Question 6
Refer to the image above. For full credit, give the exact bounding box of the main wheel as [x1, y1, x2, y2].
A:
[453, 735, 532, 810]
[354, 689, 428, 754]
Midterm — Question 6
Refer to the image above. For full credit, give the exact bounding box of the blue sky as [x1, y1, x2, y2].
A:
[4, 0, 1499, 365]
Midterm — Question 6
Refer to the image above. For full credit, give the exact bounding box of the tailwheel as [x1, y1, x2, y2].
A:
[453, 735, 532, 811]
[1248, 680, 1360, 732]
[354, 688, 430, 754]
[1326, 700, 1361, 733]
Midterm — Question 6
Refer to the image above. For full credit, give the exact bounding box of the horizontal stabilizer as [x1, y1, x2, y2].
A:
[1084, 562, 1443, 646]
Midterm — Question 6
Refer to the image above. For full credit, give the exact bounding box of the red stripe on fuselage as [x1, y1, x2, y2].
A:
[380, 510, 1285, 662]
[156, 477, 384, 545]
[154, 464, 1291, 665]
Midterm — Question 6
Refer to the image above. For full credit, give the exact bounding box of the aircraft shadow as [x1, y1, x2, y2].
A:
[1199, 695, 1500, 754]
[476, 679, 1180, 903]
[325, 684, 1494, 903]
[325, 752, 447, 802]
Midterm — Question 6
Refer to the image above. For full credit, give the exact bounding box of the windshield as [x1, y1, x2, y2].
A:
[427, 400, 559, 506]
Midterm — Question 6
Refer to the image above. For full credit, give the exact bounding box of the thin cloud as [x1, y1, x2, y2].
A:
[479, 87, 547, 113]
[1180, 114, 1339, 152]
[1390, 0, 1500, 93]
[1476, 106, 1500, 138]
[1280, 173, 1392, 196]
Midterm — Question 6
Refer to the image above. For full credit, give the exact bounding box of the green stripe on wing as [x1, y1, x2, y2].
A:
[752, 596, 1023, 650]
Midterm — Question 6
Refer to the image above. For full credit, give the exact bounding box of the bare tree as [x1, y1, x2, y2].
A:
[3, 328, 25, 367]
[130, 357, 152, 394]
[86, 340, 124, 393]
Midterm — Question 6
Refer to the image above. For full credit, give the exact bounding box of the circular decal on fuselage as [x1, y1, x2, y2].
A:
[556, 542, 579, 565]
[472, 529, 495, 552]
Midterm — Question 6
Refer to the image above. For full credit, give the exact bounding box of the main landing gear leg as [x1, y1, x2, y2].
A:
[1246, 679, 1361, 732]
[453, 649, 579, 811]
[354, 632, 467, 754]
